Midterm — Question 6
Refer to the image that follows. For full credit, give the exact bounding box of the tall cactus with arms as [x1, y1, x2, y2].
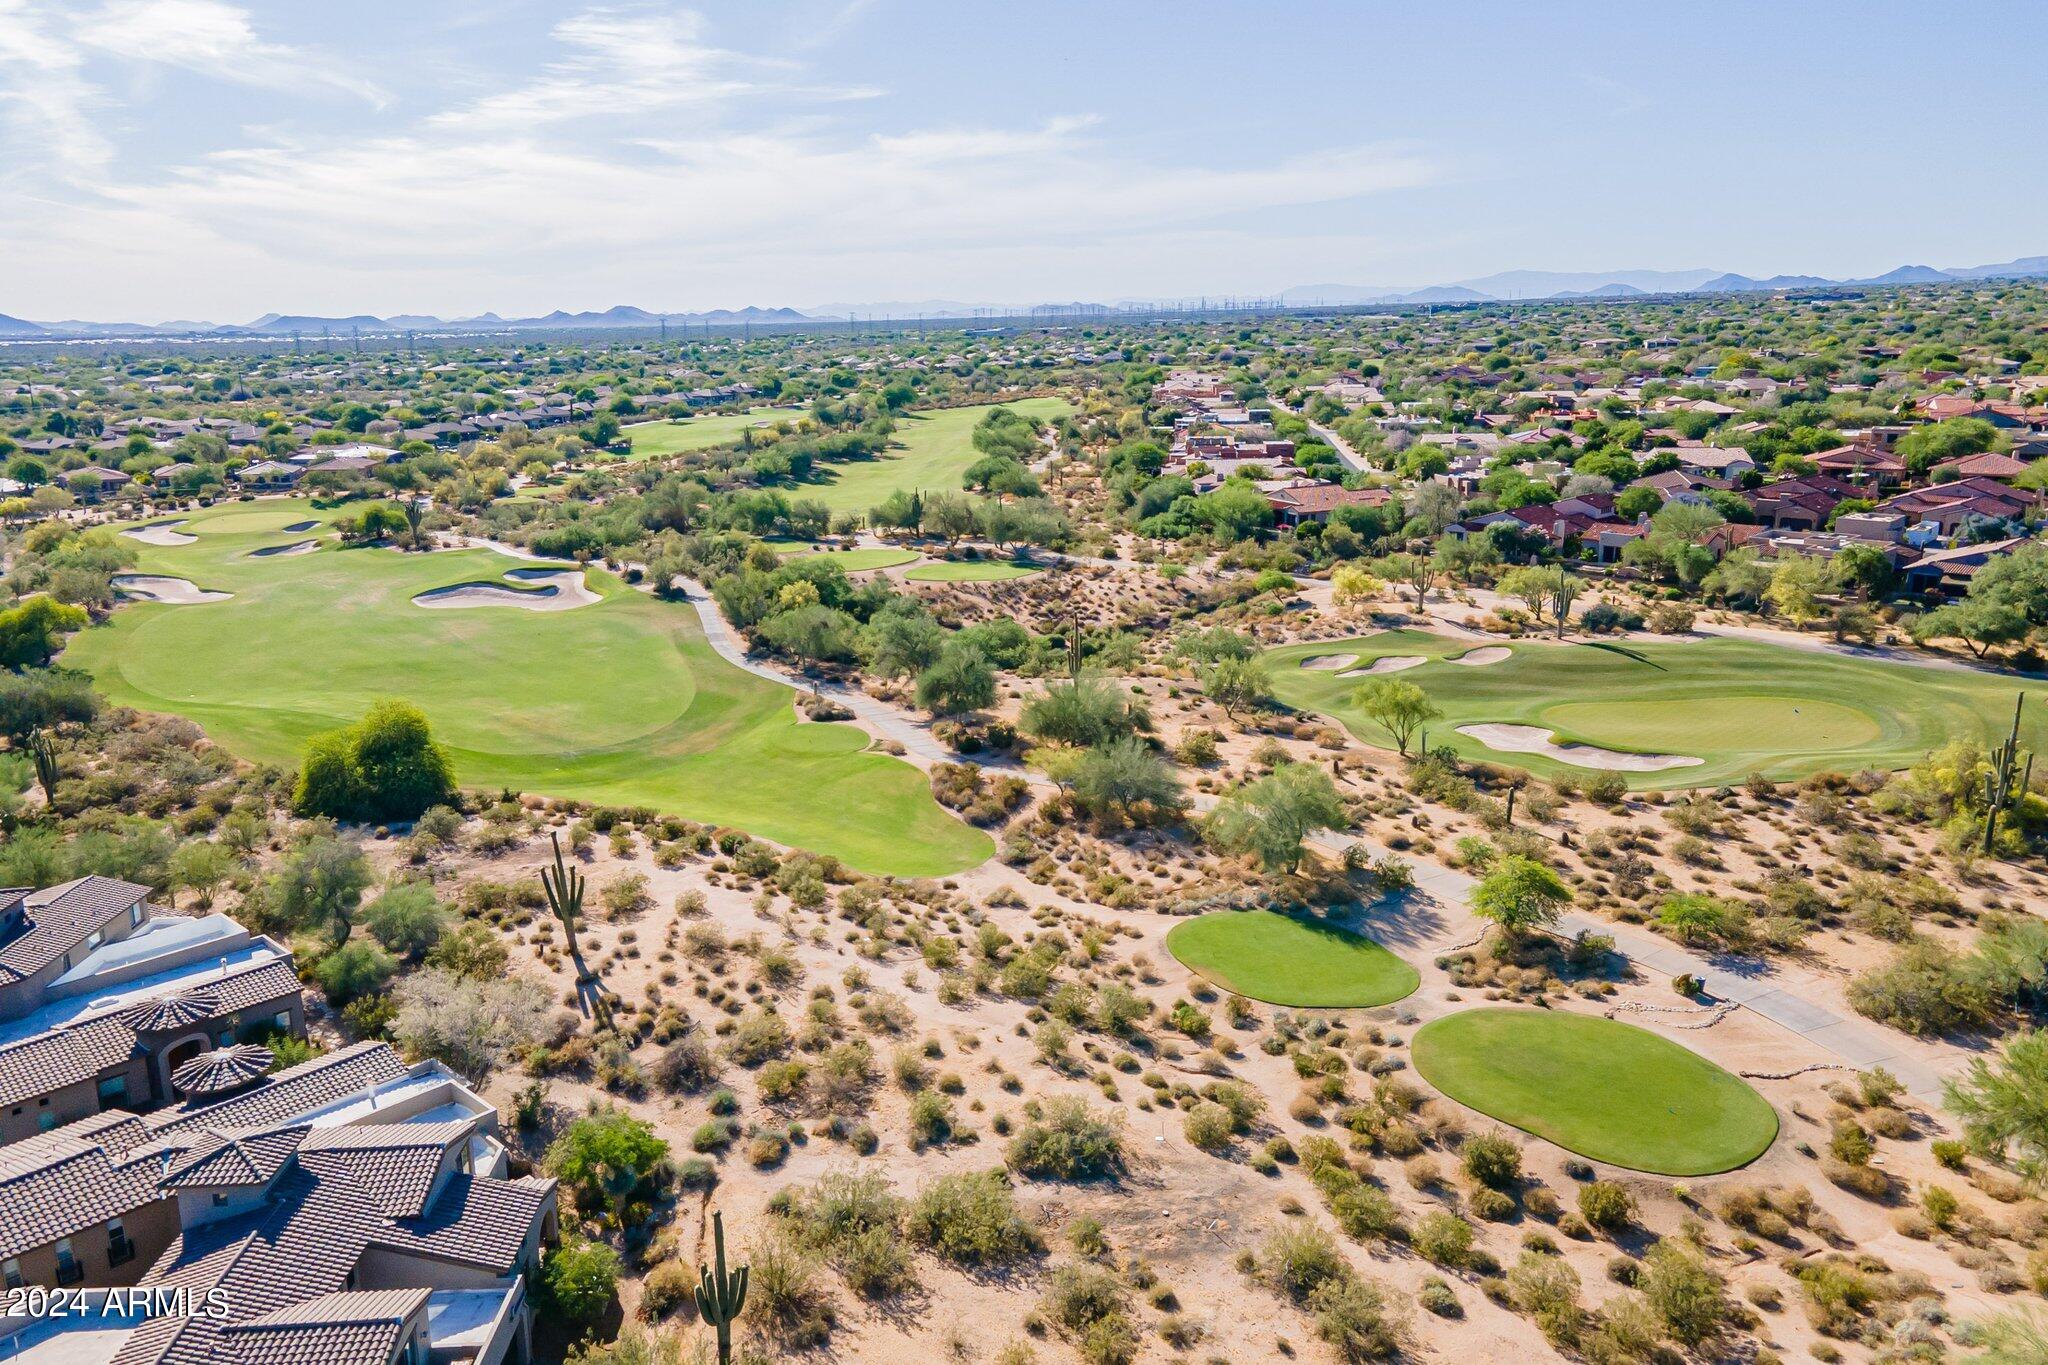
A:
[695, 1209, 748, 1364]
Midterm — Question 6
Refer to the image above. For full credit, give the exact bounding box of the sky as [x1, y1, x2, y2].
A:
[2, 0, 2045, 323]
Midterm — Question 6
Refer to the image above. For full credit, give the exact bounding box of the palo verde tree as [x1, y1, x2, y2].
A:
[1354, 676, 1441, 756]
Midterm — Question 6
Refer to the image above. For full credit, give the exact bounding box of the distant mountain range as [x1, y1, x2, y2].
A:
[6, 256, 2048, 340]
[1272, 255, 2048, 307]
[0, 303, 811, 340]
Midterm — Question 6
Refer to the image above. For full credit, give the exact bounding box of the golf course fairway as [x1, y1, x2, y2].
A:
[71, 501, 991, 878]
[1269, 629, 2048, 787]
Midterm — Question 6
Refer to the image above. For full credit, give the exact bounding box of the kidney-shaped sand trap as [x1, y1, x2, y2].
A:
[282, 521, 320, 532]
[413, 567, 598, 612]
[1457, 722, 1701, 772]
[114, 574, 231, 604]
[121, 521, 197, 547]
[1299, 653, 1359, 671]
[249, 539, 321, 558]
[1338, 655, 1426, 677]
[1449, 646, 1511, 666]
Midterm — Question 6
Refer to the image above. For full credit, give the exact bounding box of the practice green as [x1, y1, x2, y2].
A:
[1165, 910, 1419, 1008]
[904, 561, 1042, 583]
[620, 407, 808, 461]
[1268, 629, 2048, 788]
[795, 398, 1071, 512]
[1413, 1008, 1777, 1175]
[71, 502, 990, 877]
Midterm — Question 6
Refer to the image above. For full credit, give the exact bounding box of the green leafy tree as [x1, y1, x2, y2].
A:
[1470, 856, 1571, 942]
[548, 1106, 672, 1226]
[1201, 655, 1273, 721]
[1945, 1028, 2048, 1187]
[360, 881, 450, 959]
[1020, 674, 1148, 747]
[294, 700, 457, 824]
[1205, 763, 1348, 873]
[1353, 676, 1441, 755]
[1071, 735, 1183, 825]
[0, 597, 89, 669]
[168, 841, 237, 908]
[539, 1240, 623, 1332]
[915, 643, 995, 717]
[314, 939, 398, 1004]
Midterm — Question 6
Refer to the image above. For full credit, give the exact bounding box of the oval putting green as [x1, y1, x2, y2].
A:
[1412, 1008, 1777, 1175]
[792, 547, 922, 572]
[904, 560, 1042, 582]
[1165, 910, 1419, 1008]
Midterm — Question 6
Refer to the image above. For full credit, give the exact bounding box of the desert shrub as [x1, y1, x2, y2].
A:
[1412, 1212, 1475, 1268]
[637, 1260, 695, 1321]
[1636, 1241, 1733, 1346]
[1007, 1098, 1124, 1180]
[1417, 1276, 1461, 1318]
[1184, 1101, 1236, 1152]
[1258, 1222, 1350, 1302]
[1577, 1181, 1636, 1232]
[1508, 1251, 1584, 1347]
[725, 1007, 793, 1065]
[748, 1233, 835, 1347]
[538, 1240, 621, 1331]
[1310, 1273, 1404, 1362]
[907, 1169, 1039, 1265]
[1461, 1131, 1522, 1189]
[1040, 1265, 1135, 1364]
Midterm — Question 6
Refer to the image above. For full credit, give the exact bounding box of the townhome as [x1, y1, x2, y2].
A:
[1, 1039, 509, 1302]
[0, 878, 303, 1147]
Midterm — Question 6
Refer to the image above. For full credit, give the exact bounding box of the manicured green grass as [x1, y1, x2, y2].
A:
[791, 547, 923, 572]
[1412, 1008, 1778, 1175]
[903, 560, 1043, 583]
[1165, 910, 1419, 1008]
[795, 398, 1072, 512]
[1267, 628, 2048, 788]
[72, 500, 991, 877]
[620, 407, 808, 461]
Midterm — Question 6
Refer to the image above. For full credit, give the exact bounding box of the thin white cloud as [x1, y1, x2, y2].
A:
[0, 0, 114, 182]
[71, 0, 389, 106]
[0, 1, 1438, 318]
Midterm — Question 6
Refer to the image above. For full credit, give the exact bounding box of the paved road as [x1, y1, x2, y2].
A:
[681, 577, 1959, 1102]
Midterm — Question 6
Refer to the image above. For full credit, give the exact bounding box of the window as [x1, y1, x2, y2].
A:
[2, 1259, 21, 1290]
[273, 1011, 292, 1032]
[216, 1030, 234, 1047]
[212, 1193, 228, 1207]
[84, 930, 103, 951]
[108, 1219, 134, 1267]
[54, 1239, 81, 1286]
[97, 1075, 127, 1110]
[130, 903, 144, 927]
[37, 1111, 56, 1133]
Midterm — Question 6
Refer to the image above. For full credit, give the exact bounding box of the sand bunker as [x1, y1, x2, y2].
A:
[1457, 723, 1702, 772]
[114, 574, 230, 604]
[121, 521, 196, 547]
[1300, 653, 1359, 671]
[250, 539, 320, 558]
[1449, 646, 1511, 667]
[413, 567, 597, 612]
[1338, 655, 1427, 677]
[282, 521, 320, 532]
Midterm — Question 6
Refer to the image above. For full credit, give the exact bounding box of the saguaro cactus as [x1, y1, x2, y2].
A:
[695, 1209, 749, 1365]
[541, 829, 610, 1026]
[1982, 694, 2033, 855]
[26, 728, 57, 804]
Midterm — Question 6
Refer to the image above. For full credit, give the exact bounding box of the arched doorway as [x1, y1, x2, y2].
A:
[162, 1036, 209, 1097]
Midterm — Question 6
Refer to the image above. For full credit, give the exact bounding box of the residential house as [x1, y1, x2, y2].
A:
[1671, 443, 1756, 480]
[1264, 481, 1391, 528]
[1933, 451, 2031, 484]
[0, 878, 303, 1147]
[230, 460, 304, 491]
[1746, 474, 1860, 531]
[1879, 478, 2038, 537]
[1904, 537, 2038, 595]
[1810, 443, 1907, 488]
